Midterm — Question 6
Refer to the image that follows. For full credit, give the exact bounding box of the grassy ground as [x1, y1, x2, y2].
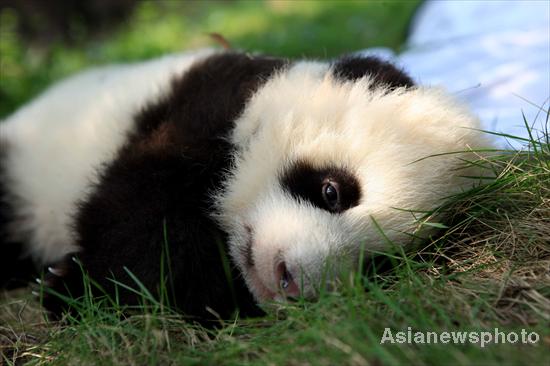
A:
[2, 133, 549, 364]
[1, 1, 549, 365]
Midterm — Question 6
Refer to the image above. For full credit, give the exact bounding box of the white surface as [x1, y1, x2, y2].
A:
[360, 0, 550, 148]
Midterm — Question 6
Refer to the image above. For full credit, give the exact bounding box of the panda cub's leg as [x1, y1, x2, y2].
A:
[39, 148, 259, 321]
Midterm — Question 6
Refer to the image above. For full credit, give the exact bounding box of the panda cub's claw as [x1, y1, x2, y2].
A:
[47, 266, 65, 277]
[38, 252, 84, 319]
[32, 266, 66, 296]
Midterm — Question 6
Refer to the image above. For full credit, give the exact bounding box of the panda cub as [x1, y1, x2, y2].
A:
[0, 49, 488, 319]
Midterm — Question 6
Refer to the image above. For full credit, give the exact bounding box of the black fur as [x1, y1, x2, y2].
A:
[41, 52, 287, 321]
[243, 225, 255, 268]
[280, 161, 361, 214]
[332, 55, 414, 89]
[0, 140, 36, 289]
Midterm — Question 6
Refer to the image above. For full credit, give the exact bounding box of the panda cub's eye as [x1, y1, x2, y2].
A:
[280, 162, 361, 214]
[322, 181, 340, 211]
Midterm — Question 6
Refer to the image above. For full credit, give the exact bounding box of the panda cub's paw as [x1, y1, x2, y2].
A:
[34, 253, 85, 319]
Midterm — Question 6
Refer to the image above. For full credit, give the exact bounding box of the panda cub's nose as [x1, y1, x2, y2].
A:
[275, 261, 300, 298]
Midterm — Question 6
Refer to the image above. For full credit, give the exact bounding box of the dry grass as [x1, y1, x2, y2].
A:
[0, 289, 52, 364]
[417, 142, 549, 328]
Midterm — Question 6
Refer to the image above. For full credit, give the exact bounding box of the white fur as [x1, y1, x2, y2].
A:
[216, 61, 491, 302]
[1, 49, 216, 264]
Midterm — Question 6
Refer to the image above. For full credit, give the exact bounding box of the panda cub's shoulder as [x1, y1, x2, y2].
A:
[0, 50, 210, 263]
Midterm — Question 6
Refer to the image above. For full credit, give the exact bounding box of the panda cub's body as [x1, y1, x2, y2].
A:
[0, 49, 488, 319]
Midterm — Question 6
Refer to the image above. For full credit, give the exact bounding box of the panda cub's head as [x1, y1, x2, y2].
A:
[215, 57, 489, 303]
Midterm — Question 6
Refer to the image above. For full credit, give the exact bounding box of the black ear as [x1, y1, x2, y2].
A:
[332, 55, 414, 90]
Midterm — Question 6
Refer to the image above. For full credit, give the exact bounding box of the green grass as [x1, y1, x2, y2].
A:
[1, 1, 549, 365]
[0, 0, 421, 118]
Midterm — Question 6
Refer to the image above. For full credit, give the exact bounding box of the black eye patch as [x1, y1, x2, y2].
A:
[280, 161, 361, 213]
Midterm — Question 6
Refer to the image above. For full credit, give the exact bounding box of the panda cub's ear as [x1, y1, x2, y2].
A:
[331, 55, 414, 90]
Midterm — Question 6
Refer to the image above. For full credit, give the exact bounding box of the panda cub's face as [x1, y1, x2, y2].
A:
[215, 61, 487, 303]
